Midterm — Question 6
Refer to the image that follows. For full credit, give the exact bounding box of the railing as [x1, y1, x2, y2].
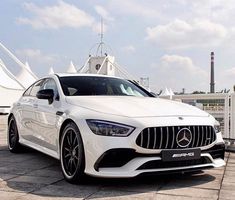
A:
[160, 93, 233, 140]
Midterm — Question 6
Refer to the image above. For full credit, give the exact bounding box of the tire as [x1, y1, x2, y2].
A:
[8, 116, 22, 153]
[60, 122, 85, 184]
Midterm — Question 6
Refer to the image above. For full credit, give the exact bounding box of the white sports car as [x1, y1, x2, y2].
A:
[8, 74, 225, 183]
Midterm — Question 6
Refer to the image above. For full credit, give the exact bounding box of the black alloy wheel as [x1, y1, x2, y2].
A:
[60, 122, 85, 183]
[8, 116, 21, 153]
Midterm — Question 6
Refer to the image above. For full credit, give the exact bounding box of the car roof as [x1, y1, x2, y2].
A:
[54, 73, 125, 79]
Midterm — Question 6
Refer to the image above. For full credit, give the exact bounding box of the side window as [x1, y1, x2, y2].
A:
[23, 85, 33, 96]
[43, 79, 59, 100]
[30, 79, 45, 97]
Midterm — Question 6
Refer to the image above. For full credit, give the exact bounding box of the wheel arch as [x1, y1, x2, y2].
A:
[59, 118, 76, 144]
[8, 113, 14, 125]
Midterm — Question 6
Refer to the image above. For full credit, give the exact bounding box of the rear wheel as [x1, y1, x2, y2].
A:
[60, 122, 85, 184]
[8, 116, 22, 153]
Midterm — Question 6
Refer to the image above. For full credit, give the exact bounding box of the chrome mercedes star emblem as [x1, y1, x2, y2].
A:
[176, 128, 192, 148]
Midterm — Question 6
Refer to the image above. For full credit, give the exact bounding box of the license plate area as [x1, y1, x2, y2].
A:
[162, 148, 201, 162]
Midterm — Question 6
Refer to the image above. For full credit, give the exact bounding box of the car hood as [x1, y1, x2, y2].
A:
[65, 96, 209, 118]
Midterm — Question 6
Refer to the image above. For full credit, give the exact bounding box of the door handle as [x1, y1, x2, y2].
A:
[33, 104, 38, 108]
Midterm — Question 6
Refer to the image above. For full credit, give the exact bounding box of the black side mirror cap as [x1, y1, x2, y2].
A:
[36, 89, 54, 104]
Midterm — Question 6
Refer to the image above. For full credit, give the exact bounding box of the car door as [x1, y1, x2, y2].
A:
[18, 79, 45, 142]
[33, 78, 61, 151]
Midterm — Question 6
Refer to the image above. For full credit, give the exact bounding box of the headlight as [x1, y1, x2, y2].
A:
[214, 125, 220, 133]
[86, 120, 135, 137]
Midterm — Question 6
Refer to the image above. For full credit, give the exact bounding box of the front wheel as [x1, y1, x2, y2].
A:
[60, 122, 85, 184]
[8, 116, 22, 153]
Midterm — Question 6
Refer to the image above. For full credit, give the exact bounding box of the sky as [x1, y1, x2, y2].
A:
[1, 0, 235, 93]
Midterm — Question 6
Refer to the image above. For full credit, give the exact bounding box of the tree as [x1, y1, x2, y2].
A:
[192, 91, 206, 94]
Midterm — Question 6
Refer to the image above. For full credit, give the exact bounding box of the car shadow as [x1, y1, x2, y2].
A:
[0, 146, 218, 199]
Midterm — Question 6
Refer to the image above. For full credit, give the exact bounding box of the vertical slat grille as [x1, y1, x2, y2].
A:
[153, 128, 157, 149]
[171, 126, 174, 149]
[147, 128, 150, 149]
[165, 127, 169, 149]
[192, 126, 196, 148]
[160, 127, 163, 149]
[136, 125, 216, 149]
[200, 126, 204, 147]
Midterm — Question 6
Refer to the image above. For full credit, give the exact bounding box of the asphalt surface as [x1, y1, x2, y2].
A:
[0, 115, 234, 200]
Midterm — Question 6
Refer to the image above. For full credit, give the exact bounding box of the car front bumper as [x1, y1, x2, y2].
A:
[77, 116, 225, 178]
[84, 132, 225, 178]
[96, 154, 224, 178]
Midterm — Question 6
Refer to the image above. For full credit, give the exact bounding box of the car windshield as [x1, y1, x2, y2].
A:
[59, 76, 150, 97]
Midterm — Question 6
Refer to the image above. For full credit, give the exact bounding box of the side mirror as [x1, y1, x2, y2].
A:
[150, 92, 157, 97]
[36, 89, 54, 104]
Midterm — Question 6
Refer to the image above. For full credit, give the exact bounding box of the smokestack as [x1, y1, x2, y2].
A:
[210, 52, 215, 93]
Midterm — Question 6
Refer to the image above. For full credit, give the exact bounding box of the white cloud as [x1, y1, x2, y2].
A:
[94, 5, 114, 21]
[17, 1, 98, 31]
[150, 55, 208, 92]
[146, 19, 228, 49]
[122, 45, 136, 53]
[92, 23, 107, 34]
[214, 67, 235, 92]
[107, 0, 162, 19]
[16, 49, 57, 64]
[160, 54, 207, 76]
[224, 67, 235, 77]
[189, 0, 235, 22]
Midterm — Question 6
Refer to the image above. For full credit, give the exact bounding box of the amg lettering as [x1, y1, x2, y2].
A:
[172, 152, 195, 158]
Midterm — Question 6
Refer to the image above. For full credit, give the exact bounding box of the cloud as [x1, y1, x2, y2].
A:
[122, 45, 136, 53]
[17, 1, 99, 31]
[146, 19, 227, 49]
[213, 67, 235, 91]
[94, 5, 114, 21]
[188, 0, 235, 22]
[160, 54, 207, 76]
[92, 22, 107, 34]
[224, 67, 235, 77]
[16, 49, 57, 64]
[150, 55, 208, 92]
[106, 0, 162, 19]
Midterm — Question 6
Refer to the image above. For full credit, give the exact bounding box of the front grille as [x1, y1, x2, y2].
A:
[136, 126, 216, 149]
[137, 157, 211, 170]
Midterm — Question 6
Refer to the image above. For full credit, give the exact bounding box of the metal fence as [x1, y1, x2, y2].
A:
[160, 93, 233, 140]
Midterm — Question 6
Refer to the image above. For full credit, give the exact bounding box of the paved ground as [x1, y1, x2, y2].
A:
[0, 115, 234, 200]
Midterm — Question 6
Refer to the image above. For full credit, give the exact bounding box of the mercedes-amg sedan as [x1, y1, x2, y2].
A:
[8, 74, 225, 183]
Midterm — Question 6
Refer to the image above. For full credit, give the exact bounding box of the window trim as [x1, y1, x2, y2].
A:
[29, 79, 46, 97]
[23, 79, 43, 97]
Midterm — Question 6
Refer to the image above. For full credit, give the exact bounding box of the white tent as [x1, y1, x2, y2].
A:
[160, 87, 175, 100]
[16, 61, 37, 88]
[48, 67, 55, 75]
[0, 59, 24, 89]
[0, 59, 24, 113]
[168, 88, 175, 96]
[161, 88, 171, 96]
[0, 42, 38, 88]
[66, 61, 77, 73]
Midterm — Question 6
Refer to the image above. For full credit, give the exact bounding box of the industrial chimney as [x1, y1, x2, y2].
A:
[210, 52, 215, 93]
